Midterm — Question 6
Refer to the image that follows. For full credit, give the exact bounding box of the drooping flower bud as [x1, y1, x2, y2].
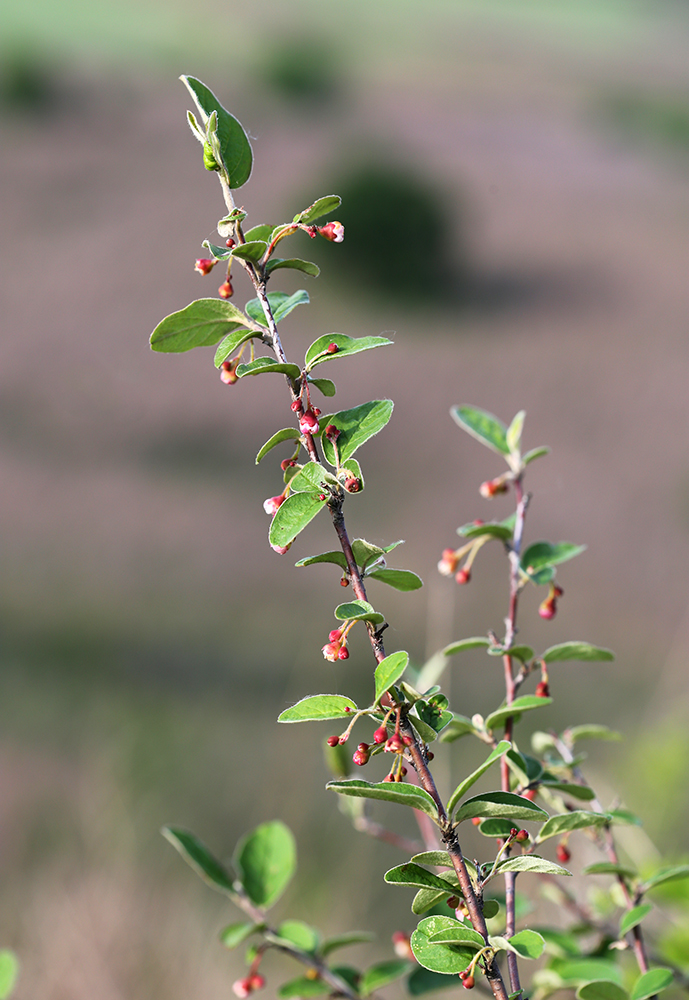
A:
[290, 400, 302, 413]
[539, 583, 563, 620]
[392, 931, 415, 962]
[218, 279, 234, 299]
[270, 542, 291, 555]
[556, 842, 571, 863]
[329, 629, 343, 643]
[515, 829, 529, 843]
[353, 743, 370, 766]
[340, 576, 349, 587]
[326, 735, 339, 747]
[535, 680, 550, 698]
[462, 975, 475, 990]
[232, 978, 252, 998]
[317, 221, 345, 243]
[299, 409, 320, 437]
[249, 975, 266, 992]
[373, 725, 388, 744]
[194, 257, 218, 276]
[455, 567, 471, 585]
[338, 646, 349, 660]
[438, 548, 459, 577]
[479, 477, 509, 499]
[263, 494, 286, 516]
[312, 407, 321, 417]
[385, 734, 404, 753]
[220, 360, 239, 385]
[446, 896, 460, 909]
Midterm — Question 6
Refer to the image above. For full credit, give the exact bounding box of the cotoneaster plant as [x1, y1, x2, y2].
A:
[151, 77, 689, 1000]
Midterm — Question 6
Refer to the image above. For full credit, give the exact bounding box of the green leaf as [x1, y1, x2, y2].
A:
[542, 643, 615, 664]
[577, 982, 629, 1000]
[508, 929, 546, 959]
[523, 446, 550, 466]
[305, 333, 393, 371]
[0, 951, 18, 1000]
[442, 638, 491, 656]
[567, 724, 622, 743]
[608, 808, 642, 826]
[411, 851, 454, 867]
[220, 922, 260, 949]
[294, 195, 342, 225]
[367, 568, 423, 591]
[630, 969, 674, 1000]
[360, 960, 412, 997]
[320, 400, 394, 465]
[385, 863, 461, 892]
[276, 920, 320, 953]
[242, 224, 274, 243]
[266, 257, 321, 278]
[407, 967, 457, 995]
[641, 864, 689, 892]
[321, 931, 376, 957]
[181, 76, 253, 188]
[458, 520, 514, 541]
[278, 976, 329, 999]
[236, 357, 302, 379]
[487, 645, 534, 663]
[506, 411, 526, 454]
[214, 329, 259, 367]
[375, 651, 409, 704]
[439, 714, 477, 743]
[412, 886, 457, 914]
[245, 290, 310, 325]
[351, 538, 385, 568]
[448, 741, 511, 815]
[326, 779, 438, 820]
[454, 791, 548, 824]
[411, 916, 478, 974]
[231, 240, 268, 262]
[521, 541, 586, 577]
[334, 600, 385, 625]
[162, 826, 235, 894]
[278, 694, 358, 723]
[557, 959, 624, 987]
[255, 428, 301, 464]
[269, 491, 327, 548]
[308, 377, 337, 397]
[493, 856, 572, 877]
[620, 904, 652, 937]
[485, 696, 552, 732]
[428, 924, 485, 948]
[202, 239, 234, 260]
[151, 298, 251, 353]
[289, 462, 338, 493]
[234, 820, 296, 908]
[584, 862, 637, 878]
[537, 811, 609, 843]
[295, 550, 348, 570]
[541, 781, 595, 801]
[412, 703, 453, 739]
[450, 405, 509, 456]
[479, 818, 516, 838]
[340, 458, 364, 491]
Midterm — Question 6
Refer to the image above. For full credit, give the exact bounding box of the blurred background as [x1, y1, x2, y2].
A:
[0, 0, 688, 996]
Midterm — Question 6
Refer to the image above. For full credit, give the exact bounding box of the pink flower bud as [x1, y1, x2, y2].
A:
[325, 424, 340, 441]
[385, 734, 404, 753]
[220, 360, 239, 385]
[194, 257, 218, 276]
[479, 478, 509, 499]
[327, 735, 339, 747]
[263, 494, 286, 516]
[232, 979, 252, 998]
[338, 646, 349, 660]
[290, 400, 302, 413]
[353, 744, 370, 766]
[322, 642, 340, 662]
[535, 680, 550, 698]
[515, 829, 529, 843]
[270, 542, 291, 555]
[438, 548, 459, 577]
[329, 629, 343, 642]
[218, 279, 234, 299]
[249, 974, 266, 991]
[392, 932, 415, 962]
[318, 221, 344, 243]
[326, 342, 339, 354]
[299, 409, 320, 436]
[373, 725, 388, 744]
[455, 567, 471, 585]
[312, 407, 321, 417]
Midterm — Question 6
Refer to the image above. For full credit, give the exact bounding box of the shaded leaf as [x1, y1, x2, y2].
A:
[236, 357, 301, 379]
[305, 333, 393, 371]
[450, 405, 509, 455]
[321, 931, 376, 957]
[442, 638, 491, 656]
[220, 922, 260, 949]
[234, 820, 296, 908]
[334, 600, 385, 625]
[202, 239, 233, 259]
[584, 862, 637, 878]
[608, 808, 642, 826]
[295, 195, 342, 225]
[214, 329, 259, 367]
[523, 446, 550, 466]
[276, 920, 320, 953]
[407, 966, 457, 995]
[320, 400, 394, 465]
[542, 781, 595, 800]
[351, 538, 385, 568]
[567, 724, 622, 743]
[385, 863, 461, 892]
[269, 491, 327, 548]
[412, 886, 457, 915]
[326, 779, 438, 820]
[537, 811, 609, 843]
[308, 377, 336, 397]
[411, 916, 477, 974]
[448, 741, 511, 815]
[454, 791, 548, 824]
[361, 960, 412, 997]
[162, 826, 235, 894]
[278, 694, 358, 723]
[375, 651, 409, 704]
[266, 257, 321, 277]
[243, 224, 274, 243]
[151, 298, 250, 353]
[367, 568, 423, 591]
[620, 904, 652, 937]
[256, 428, 301, 464]
[181, 76, 252, 188]
[485, 696, 552, 732]
[277, 976, 329, 999]
[542, 643, 615, 664]
[641, 865, 689, 892]
[521, 542, 586, 577]
[630, 969, 674, 1000]
[577, 982, 629, 1000]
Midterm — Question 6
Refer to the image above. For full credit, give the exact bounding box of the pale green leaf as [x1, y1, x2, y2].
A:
[162, 826, 235, 894]
[181, 76, 253, 187]
[448, 741, 511, 815]
[537, 811, 609, 843]
[151, 298, 250, 353]
[234, 820, 296, 908]
[485, 696, 552, 732]
[630, 969, 674, 1000]
[450, 405, 509, 455]
[375, 651, 409, 704]
[542, 643, 615, 664]
[278, 695, 358, 723]
[361, 960, 412, 997]
[454, 791, 548, 824]
[620, 904, 652, 937]
[326, 779, 438, 820]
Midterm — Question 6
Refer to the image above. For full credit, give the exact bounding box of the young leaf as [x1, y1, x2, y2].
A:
[360, 960, 412, 997]
[236, 357, 302, 379]
[367, 568, 423, 591]
[506, 410, 526, 454]
[566, 724, 622, 742]
[447, 740, 511, 815]
[162, 826, 235, 894]
[523, 446, 550, 466]
[450, 405, 509, 456]
[584, 862, 637, 878]
[630, 969, 674, 1000]
[326, 779, 439, 820]
[215, 329, 259, 367]
[493, 856, 572, 877]
[521, 541, 586, 576]
[385, 863, 460, 892]
[180, 76, 253, 187]
[542, 642, 615, 664]
[320, 400, 394, 465]
[295, 551, 348, 570]
[620, 904, 652, 937]
[202, 239, 234, 259]
[308, 377, 337, 397]
[278, 694, 358, 723]
[485, 696, 552, 732]
[231, 240, 268, 262]
[412, 886, 457, 915]
[234, 820, 296, 908]
[255, 428, 301, 464]
[269, 491, 327, 548]
[442, 637, 491, 656]
[334, 600, 385, 625]
[289, 462, 338, 493]
[351, 538, 386, 568]
[427, 925, 485, 948]
[0, 951, 18, 1000]
[266, 257, 321, 277]
[276, 920, 320, 953]
[220, 922, 260, 949]
[242, 224, 274, 243]
[507, 929, 546, 959]
[454, 791, 548, 824]
[321, 931, 376, 957]
[577, 983, 629, 1000]
[536, 811, 609, 843]
[294, 195, 342, 225]
[640, 864, 689, 893]
[411, 916, 477, 974]
[305, 333, 393, 371]
[245, 289, 310, 325]
[151, 298, 250, 353]
[374, 650, 409, 704]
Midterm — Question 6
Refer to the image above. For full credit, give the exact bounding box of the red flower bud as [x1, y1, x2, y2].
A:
[317, 221, 344, 243]
[326, 343, 339, 354]
[556, 843, 571, 863]
[280, 458, 296, 471]
[326, 735, 339, 747]
[455, 567, 471, 585]
[299, 409, 320, 436]
[270, 542, 291, 555]
[263, 494, 286, 516]
[232, 979, 252, 998]
[329, 629, 343, 643]
[438, 548, 459, 577]
[373, 725, 388, 744]
[340, 576, 349, 587]
[218, 279, 234, 299]
[220, 360, 239, 385]
[479, 477, 509, 499]
[535, 680, 550, 698]
[385, 734, 404, 753]
[312, 407, 321, 417]
[249, 975, 266, 992]
[225, 238, 236, 248]
[538, 599, 556, 620]
[352, 747, 369, 766]
[344, 477, 361, 493]
[383, 773, 394, 782]
[194, 257, 218, 276]
[338, 646, 349, 660]
[472, 817, 482, 826]
[462, 975, 475, 990]
[522, 788, 538, 801]
[290, 400, 302, 412]
[325, 424, 340, 441]
[515, 829, 529, 843]
[510, 828, 519, 838]
[401, 734, 413, 746]
[322, 642, 340, 662]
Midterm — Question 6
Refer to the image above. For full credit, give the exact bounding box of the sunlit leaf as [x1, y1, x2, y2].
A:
[278, 695, 358, 723]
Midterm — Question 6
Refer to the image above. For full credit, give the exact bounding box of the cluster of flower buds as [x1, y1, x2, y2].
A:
[220, 358, 240, 385]
[218, 278, 234, 299]
[539, 583, 563, 620]
[479, 474, 510, 499]
[459, 970, 475, 990]
[232, 974, 266, 998]
[392, 932, 415, 962]
[322, 628, 350, 661]
[299, 408, 321, 437]
[317, 221, 345, 243]
[325, 424, 340, 443]
[194, 257, 218, 276]
[437, 543, 478, 585]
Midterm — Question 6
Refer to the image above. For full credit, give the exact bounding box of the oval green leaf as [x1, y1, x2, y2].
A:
[295, 550, 348, 570]
[276, 920, 320, 953]
[537, 811, 609, 843]
[220, 922, 260, 949]
[214, 329, 260, 367]
[584, 862, 637, 878]
[641, 864, 689, 892]
[334, 600, 385, 625]
[485, 696, 553, 732]
[305, 333, 393, 371]
[255, 427, 301, 464]
[236, 357, 301, 379]
[162, 826, 235, 894]
[245, 289, 310, 325]
[375, 650, 409, 704]
[326, 779, 439, 820]
[385, 863, 460, 892]
[266, 257, 321, 277]
[630, 969, 674, 1000]
[493, 856, 572, 878]
[577, 982, 629, 1000]
[308, 377, 336, 397]
[278, 694, 358, 723]
[454, 791, 548, 825]
[234, 820, 296, 909]
[411, 916, 478, 974]
[294, 195, 342, 225]
[508, 929, 546, 959]
[181, 76, 253, 188]
[566, 724, 622, 743]
[523, 446, 550, 466]
[151, 298, 251, 353]
[521, 541, 586, 576]
[450, 405, 509, 455]
[427, 925, 484, 948]
[360, 960, 412, 997]
[320, 400, 394, 465]
[542, 642, 615, 664]
[620, 903, 652, 937]
[269, 491, 327, 548]
[448, 741, 511, 815]
[367, 568, 423, 591]
[479, 818, 516, 838]
[442, 638, 491, 656]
